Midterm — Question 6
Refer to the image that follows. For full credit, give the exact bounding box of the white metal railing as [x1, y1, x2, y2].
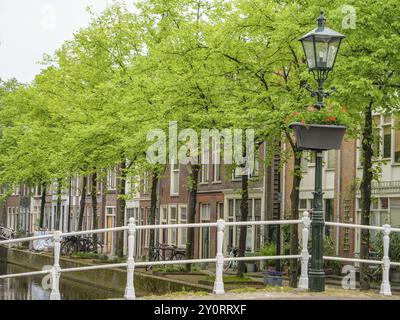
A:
[0, 211, 398, 299]
[324, 221, 400, 296]
[0, 216, 309, 300]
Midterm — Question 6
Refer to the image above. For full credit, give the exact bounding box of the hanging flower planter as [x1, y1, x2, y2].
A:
[289, 122, 346, 151]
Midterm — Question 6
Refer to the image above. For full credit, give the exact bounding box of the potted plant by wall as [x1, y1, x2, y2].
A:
[260, 243, 285, 286]
[288, 104, 350, 151]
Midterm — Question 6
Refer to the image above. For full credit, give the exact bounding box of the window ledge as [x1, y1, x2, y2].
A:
[211, 181, 222, 184]
[391, 163, 400, 167]
[325, 168, 335, 172]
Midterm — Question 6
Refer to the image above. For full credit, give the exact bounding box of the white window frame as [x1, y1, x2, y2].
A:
[170, 164, 180, 196]
[107, 169, 117, 190]
[225, 197, 262, 252]
[178, 205, 187, 247]
[212, 140, 222, 182]
[168, 205, 177, 245]
[200, 164, 210, 183]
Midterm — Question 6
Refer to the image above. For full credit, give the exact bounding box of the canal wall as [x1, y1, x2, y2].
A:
[0, 247, 211, 296]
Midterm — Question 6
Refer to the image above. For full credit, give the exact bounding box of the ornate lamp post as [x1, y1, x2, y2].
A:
[298, 10, 345, 292]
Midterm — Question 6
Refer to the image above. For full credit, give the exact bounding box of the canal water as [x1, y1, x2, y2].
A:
[0, 247, 143, 300]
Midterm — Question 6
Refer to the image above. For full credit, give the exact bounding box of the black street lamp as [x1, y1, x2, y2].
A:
[298, 10, 345, 292]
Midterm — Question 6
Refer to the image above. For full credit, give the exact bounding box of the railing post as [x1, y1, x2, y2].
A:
[298, 211, 310, 290]
[50, 231, 62, 300]
[380, 224, 391, 296]
[213, 219, 225, 295]
[124, 218, 136, 300]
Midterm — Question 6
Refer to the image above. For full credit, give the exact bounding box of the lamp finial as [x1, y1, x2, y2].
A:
[317, 9, 326, 30]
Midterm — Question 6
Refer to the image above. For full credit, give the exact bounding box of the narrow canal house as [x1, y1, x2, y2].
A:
[136, 142, 280, 259]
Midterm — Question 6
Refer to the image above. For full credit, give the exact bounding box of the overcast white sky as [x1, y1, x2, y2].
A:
[0, 0, 134, 83]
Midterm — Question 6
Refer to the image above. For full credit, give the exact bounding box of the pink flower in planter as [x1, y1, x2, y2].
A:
[301, 120, 305, 125]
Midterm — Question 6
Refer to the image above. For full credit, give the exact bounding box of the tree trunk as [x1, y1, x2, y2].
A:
[55, 178, 62, 231]
[78, 176, 87, 232]
[289, 149, 302, 287]
[360, 101, 373, 291]
[91, 172, 99, 252]
[186, 163, 200, 272]
[237, 169, 249, 278]
[115, 160, 127, 258]
[149, 170, 159, 262]
[39, 182, 46, 229]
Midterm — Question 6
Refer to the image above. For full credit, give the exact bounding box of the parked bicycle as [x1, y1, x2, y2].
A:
[145, 242, 186, 271]
[224, 246, 238, 272]
[61, 235, 103, 255]
[0, 226, 16, 240]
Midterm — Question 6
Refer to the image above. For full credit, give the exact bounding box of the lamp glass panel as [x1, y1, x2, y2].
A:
[327, 40, 340, 68]
[302, 40, 315, 69]
[315, 41, 329, 69]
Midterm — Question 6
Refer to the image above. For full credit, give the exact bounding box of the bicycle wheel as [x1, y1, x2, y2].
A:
[62, 241, 74, 255]
[146, 251, 159, 271]
[223, 260, 232, 272]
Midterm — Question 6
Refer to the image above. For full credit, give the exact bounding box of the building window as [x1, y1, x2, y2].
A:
[390, 198, 400, 227]
[233, 167, 243, 180]
[217, 202, 224, 220]
[326, 150, 336, 169]
[107, 169, 117, 190]
[395, 120, 400, 162]
[383, 125, 392, 159]
[178, 206, 187, 247]
[200, 204, 211, 259]
[168, 206, 177, 245]
[213, 142, 222, 182]
[201, 164, 210, 183]
[160, 206, 168, 244]
[200, 203, 211, 221]
[226, 198, 261, 252]
[170, 163, 179, 196]
[299, 199, 308, 210]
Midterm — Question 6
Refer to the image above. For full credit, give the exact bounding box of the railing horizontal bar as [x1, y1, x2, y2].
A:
[224, 255, 301, 262]
[61, 227, 127, 237]
[391, 227, 400, 233]
[225, 220, 302, 227]
[136, 223, 218, 230]
[391, 262, 400, 267]
[325, 222, 384, 231]
[0, 269, 51, 279]
[0, 234, 53, 245]
[135, 258, 216, 267]
[324, 256, 383, 265]
[61, 263, 127, 273]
